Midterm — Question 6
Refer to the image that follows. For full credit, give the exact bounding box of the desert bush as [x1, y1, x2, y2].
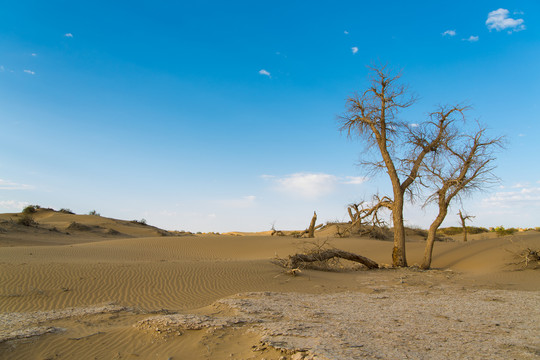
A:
[67, 222, 92, 231]
[437, 227, 462, 235]
[17, 214, 36, 226]
[131, 219, 147, 226]
[467, 226, 489, 234]
[494, 226, 517, 236]
[438, 226, 489, 236]
[60, 208, 74, 214]
[22, 205, 40, 214]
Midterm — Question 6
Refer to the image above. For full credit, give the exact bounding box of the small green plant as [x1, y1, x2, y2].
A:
[59, 208, 74, 214]
[88, 210, 100, 216]
[22, 205, 40, 214]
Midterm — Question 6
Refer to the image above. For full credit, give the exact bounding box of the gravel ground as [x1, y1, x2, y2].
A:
[219, 286, 540, 360]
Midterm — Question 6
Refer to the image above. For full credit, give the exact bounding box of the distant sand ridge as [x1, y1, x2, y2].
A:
[0, 209, 538, 359]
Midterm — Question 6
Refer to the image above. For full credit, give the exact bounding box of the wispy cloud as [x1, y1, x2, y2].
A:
[342, 176, 368, 185]
[23, 69, 35, 75]
[0, 65, 4, 72]
[486, 8, 525, 33]
[481, 186, 540, 209]
[0, 200, 29, 211]
[64, 33, 73, 38]
[0, 179, 34, 190]
[259, 69, 271, 77]
[442, 30, 456, 37]
[344, 30, 349, 35]
[351, 47, 359, 54]
[462, 35, 479, 42]
[264, 173, 366, 199]
[273, 173, 337, 198]
[31, 53, 37, 57]
[409, 123, 419, 128]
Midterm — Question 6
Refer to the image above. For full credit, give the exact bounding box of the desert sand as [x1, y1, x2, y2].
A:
[0, 209, 538, 359]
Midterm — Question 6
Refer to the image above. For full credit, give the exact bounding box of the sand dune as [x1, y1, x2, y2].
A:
[0, 211, 538, 359]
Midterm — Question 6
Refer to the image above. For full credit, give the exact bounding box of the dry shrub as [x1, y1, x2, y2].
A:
[22, 205, 40, 215]
[17, 214, 36, 226]
[67, 222, 92, 231]
[510, 248, 540, 269]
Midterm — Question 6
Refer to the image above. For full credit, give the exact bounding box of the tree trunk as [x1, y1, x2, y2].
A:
[392, 194, 407, 267]
[421, 208, 447, 269]
[307, 211, 317, 238]
[347, 207, 355, 222]
[458, 210, 468, 242]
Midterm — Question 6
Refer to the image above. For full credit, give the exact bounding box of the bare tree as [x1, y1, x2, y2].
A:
[420, 126, 503, 269]
[458, 210, 475, 242]
[339, 65, 464, 267]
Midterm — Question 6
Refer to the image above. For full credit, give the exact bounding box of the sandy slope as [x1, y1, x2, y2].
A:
[0, 212, 538, 359]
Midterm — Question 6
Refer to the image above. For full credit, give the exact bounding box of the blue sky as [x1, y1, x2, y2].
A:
[1, 1, 539, 232]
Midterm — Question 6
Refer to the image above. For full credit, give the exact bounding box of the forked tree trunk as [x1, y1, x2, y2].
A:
[458, 210, 468, 242]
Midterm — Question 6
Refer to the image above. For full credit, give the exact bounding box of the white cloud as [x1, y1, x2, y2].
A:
[486, 8, 525, 33]
[31, 53, 37, 57]
[64, 33, 73, 38]
[266, 173, 367, 199]
[344, 30, 349, 35]
[0, 179, 34, 190]
[351, 47, 358, 54]
[481, 186, 540, 209]
[259, 69, 271, 77]
[341, 176, 367, 185]
[409, 123, 419, 128]
[442, 30, 456, 37]
[0, 200, 29, 211]
[273, 173, 338, 199]
[0, 65, 4, 72]
[463, 35, 479, 42]
[23, 69, 35, 75]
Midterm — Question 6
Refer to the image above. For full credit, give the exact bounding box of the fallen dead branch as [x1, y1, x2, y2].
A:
[508, 248, 540, 269]
[273, 239, 379, 273]
[287, 249, 379, 269]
